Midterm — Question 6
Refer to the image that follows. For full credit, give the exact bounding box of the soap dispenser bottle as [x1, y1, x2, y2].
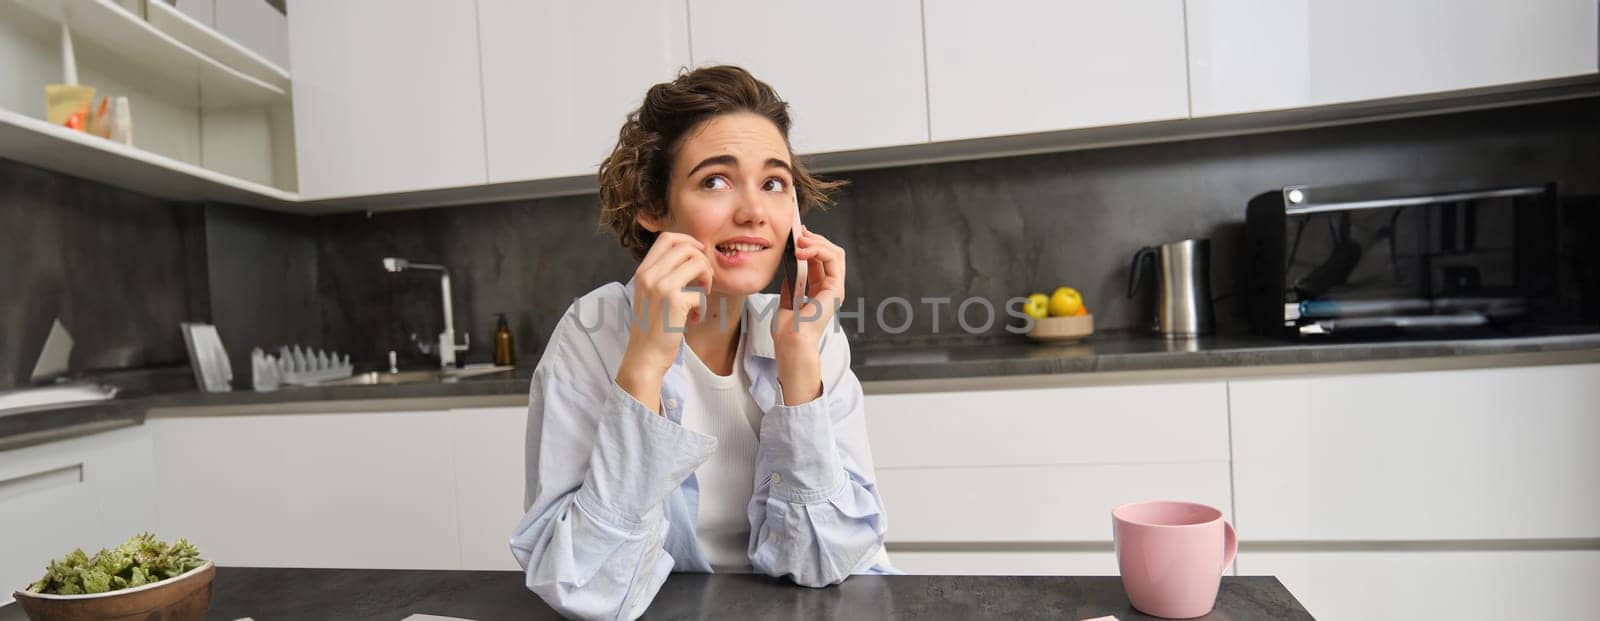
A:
[493, 313, 515, 366]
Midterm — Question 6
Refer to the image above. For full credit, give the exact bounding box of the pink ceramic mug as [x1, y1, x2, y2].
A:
[1112, 500, 1238, 619]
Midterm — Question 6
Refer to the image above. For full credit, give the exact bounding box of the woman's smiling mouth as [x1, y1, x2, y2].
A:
[713, 237, 771, 267]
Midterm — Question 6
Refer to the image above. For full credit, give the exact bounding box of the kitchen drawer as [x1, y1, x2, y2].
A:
[0, 426, 156, 604]
[152, 411, 460, 569]
[1238, 549, 1600, 621]
[878, 462, 1231, 543]
[1229, 363, 1600, 541]
[864, 381, 1229, 469]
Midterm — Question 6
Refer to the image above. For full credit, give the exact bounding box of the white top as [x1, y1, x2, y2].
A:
[679, 332, 764, 572]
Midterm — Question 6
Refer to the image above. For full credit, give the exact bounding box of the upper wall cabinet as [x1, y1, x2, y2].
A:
[922, 0, 1189, 142]
[1187, 0, 1600, 117]
[477, 1, 689, 182]
[288, 0, 487, 199]
[689, 0, 929, 154]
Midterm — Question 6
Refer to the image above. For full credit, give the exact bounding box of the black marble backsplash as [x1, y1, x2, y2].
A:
[0, 158, 207, 388]
[317, 97, 1600, 364]
[5, 96, 1599, 385]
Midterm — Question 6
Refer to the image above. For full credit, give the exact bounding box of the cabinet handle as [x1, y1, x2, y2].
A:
[0, 464, 83, 503]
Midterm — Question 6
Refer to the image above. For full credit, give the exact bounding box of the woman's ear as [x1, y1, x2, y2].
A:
[636, 210, 664, 233]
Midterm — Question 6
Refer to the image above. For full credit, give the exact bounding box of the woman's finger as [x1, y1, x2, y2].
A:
[639, 233, 703, 270]
[663, 249, 715, 293]
[639, 244, 704, 289]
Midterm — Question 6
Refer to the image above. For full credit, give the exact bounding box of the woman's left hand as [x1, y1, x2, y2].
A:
[773, 225, 845, 406]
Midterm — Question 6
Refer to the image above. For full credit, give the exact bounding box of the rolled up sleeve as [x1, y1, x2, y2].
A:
[747, 330, 894, 587]
[511, 339, 716, 620]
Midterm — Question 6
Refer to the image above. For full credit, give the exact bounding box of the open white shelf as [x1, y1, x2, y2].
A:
[11, 0, 288, 108]
[143, 0, 289, 92]
[0, 106, 298, 208]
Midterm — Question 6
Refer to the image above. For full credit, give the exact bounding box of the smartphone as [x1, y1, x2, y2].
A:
[781, 196, 808, 308]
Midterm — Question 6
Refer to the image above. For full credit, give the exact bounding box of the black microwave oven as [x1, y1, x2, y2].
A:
[1244, 179, 1564, 339]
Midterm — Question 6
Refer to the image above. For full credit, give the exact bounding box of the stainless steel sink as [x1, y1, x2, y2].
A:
[321, 366, 514, 386]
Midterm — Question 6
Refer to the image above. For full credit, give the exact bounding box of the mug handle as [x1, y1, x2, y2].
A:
[1220, 520, 1238, 575]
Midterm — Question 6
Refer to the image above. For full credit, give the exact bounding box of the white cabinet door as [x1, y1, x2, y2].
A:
[865, 381, 1233, 571]
[689, 0, 929, 154]
[1187, 0, 1600, 116]
[1239, 550, 1600, 621]
[0, 426, 156, 604]
[923, 0, 1189, 141]
[450, 406, 526, 570]
[478, 1, 689, 182]
[1184, 0, 1312, 117]
[215, 0, 291, 70]
[288, 0, 487, 198]
[1229, 363, 1600, 542]
[877, 462, 1233, 543]
[152, 411, 461, 569]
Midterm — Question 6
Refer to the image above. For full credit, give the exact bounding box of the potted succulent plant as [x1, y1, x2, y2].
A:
[13, 533, 213, 621]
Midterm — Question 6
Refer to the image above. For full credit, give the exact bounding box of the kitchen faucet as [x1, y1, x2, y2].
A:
[382, 257, 469, 368]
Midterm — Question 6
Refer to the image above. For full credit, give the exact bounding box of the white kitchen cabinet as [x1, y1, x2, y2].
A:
[1239, 550, 1600, 621]
[1186, 0, 1600, 116]
[922, 0, 1189, 141]
[1229, 363, 1600, 542]
[477, 0, 689, 182]
[0, 426, 156, 604]
[215, 0, 291, 71]
[288, 0, 486, 198]
[151, 411, 462, 569]
[877, 462, 1232, 543]
[450, 406, 526, 570]
[865, 381, 1232, 574]
[689, 0, 929, 154]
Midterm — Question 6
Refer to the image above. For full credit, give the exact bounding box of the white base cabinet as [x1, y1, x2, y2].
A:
[450, 406, 528, 571]
[151, 411, 460, 569]
[1229, 362, 1600, 620]
[865, 381, 1233, 574]
[0, 426, 156, 605]
[150, 406, 527, 571]
[1229, 364, 1600, 542]
[1239, 550, 1600, 621]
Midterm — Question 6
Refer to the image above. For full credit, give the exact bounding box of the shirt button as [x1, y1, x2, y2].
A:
[771, 473, 782, 484]
[665, 398, 679, 409]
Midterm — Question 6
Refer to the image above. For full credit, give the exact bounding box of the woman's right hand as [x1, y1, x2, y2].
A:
[615, 232, 714, 414]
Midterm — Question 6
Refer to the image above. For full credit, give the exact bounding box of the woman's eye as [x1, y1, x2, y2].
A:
[763, 177, 789, 192]
[702, 175, 730, 190]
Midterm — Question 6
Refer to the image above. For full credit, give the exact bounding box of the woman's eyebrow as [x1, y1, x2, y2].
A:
[686, 154, 737, 178]
[685, 155, 794, 178]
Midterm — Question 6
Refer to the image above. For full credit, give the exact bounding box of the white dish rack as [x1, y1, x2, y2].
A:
[251, 345, 353, 391]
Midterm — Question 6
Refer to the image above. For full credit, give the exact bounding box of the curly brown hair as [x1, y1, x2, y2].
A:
[598, 65, 844, 261]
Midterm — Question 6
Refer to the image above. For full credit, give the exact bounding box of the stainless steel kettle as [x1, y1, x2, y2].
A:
[1127, 238, 1215, 338]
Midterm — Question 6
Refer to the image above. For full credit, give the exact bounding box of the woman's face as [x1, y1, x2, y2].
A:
[641, 112, 796, 297]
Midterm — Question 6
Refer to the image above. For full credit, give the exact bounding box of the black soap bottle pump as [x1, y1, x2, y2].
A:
[493, 313, 515, 366]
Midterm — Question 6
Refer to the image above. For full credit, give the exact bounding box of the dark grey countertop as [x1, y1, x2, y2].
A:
[851, 329, 1600, 382]
[1, 567, 1307, 620]
[5, 329, 1598, 447]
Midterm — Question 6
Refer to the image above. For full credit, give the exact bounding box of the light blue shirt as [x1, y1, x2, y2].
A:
[509, 280, 896, 620]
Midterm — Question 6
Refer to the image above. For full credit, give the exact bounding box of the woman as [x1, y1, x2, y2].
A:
[509, 65, 894, 620]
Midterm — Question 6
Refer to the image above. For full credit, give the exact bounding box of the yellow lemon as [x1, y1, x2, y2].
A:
[1048, 286, 1082, 317]
[1023, 293, 1049, 320]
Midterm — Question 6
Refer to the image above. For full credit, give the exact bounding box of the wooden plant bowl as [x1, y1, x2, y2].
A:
[12, 561, 214, 621]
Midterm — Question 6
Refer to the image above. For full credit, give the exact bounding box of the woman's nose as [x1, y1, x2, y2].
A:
[732, 187, 769, 225]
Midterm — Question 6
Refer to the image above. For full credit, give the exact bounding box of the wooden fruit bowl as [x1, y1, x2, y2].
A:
[1027, 313, 1094, 343]
[12, 561, 214, 621]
